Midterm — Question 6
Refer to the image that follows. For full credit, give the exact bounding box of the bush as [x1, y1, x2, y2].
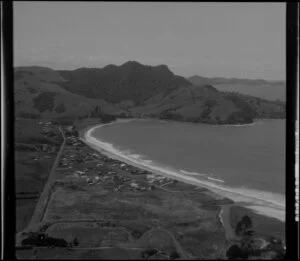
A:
[22, 233, 68, 247]
[235, 215, 253, 236]
[33, 92, 56, 113]
[226, 244, 250, 260]
[18, 112, 39, 119]
[225, 111, 253, 124]
[201, 107, 211, 119]
[54, 116, 76, 126]
[169, 250, 180, 259]
[73, 238, 79, 246]
[140, 248, 158, 258]
[54, 103, 66, 114]
[131, 230, 142, 239]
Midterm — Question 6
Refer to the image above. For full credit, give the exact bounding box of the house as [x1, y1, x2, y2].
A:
[67, 125, 75, 132]
[130, 182, 139, 188]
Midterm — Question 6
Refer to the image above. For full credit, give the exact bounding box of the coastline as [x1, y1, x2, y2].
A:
[79, 119, 285, 223]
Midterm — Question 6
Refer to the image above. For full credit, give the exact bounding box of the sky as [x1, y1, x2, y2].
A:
[14, 2, 285, 81]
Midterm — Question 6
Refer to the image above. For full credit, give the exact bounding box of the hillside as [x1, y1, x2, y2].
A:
[14, 66, 125, 119]
[129, 85, 285, 124]
[59, 61, 191, 105]
[14, 63, 285, 125]
[188, 75, 286, 101]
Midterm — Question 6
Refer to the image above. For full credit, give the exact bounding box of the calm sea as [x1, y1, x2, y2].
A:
[91, 119, 285, 205]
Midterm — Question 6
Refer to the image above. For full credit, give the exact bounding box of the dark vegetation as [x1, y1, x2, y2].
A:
[90, 105, 117, 123]
[17, 112, 40, 119]
[54, 103, 66, 113]
[59, 61, 191, 104]
[22, 233, 69, 247]
[224, 92, 286, 119]
[27, 86, 38, 94]
[14, 71, 34, 81]
[223, 93, 257, 118]
[235, 215, 253, 236]
[226, 215, 285, 260]
[225, 110, 253, 125]
[159, 112, 183, 121]
[33, 92, 57, 113]
[169, 250, 181, 259]
[140, 248, 158, 259]
[53, 116, 76, 126]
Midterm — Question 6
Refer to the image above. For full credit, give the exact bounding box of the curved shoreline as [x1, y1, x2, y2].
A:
[80, 119, 285, 222]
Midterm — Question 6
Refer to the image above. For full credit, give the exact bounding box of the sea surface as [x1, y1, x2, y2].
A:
[91, 119, 285, 206]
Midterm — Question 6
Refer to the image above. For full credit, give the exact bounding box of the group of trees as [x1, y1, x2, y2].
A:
[90, 105, 117, 123]
[22, 233, 68, 247]
[226, 215, 285, 260]
[22, 232, 79, 248]
[140, 248, 180, 260]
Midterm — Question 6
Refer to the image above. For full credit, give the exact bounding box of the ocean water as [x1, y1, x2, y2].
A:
[91, 119, 285, 206]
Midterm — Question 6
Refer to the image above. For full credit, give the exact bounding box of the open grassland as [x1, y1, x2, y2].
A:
[15, 118, 62, 232]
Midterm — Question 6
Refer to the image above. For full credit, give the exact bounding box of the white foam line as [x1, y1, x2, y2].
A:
[208, 177, 225, 183]
[179, 170, 206, 176]
[82, 120, 285, 221]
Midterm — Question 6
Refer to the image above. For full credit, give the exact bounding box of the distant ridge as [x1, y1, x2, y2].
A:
[187, 75, 286, 101]
[188, 75, 285, 86]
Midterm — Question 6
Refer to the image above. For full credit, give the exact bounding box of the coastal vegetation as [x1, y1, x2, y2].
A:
[226, 215, 285, 259]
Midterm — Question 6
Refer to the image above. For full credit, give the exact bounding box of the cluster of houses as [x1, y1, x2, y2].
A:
[146, 174, 174, 187]
[29, 120, 61, 161]
[35, 143, 57, 153]
[58, 130, 176, 192]
[63, 125, 79, 137]
[66, 136, 84, 147]
[39, 120, 59, 138]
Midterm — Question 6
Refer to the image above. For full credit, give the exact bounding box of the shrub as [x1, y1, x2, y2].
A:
[18, 112, 39, 119]
[54, 103, 66, 114]
[73, 238, 79, 246]
[235, 215, 253, 235]
[21, 233, 68, 247]
[140, 248, 158, 258]
[33, 92, 56, 113]
[169, 250, 180, 259]
[201, 107, 211, 119]
[225, 111, 253, 124]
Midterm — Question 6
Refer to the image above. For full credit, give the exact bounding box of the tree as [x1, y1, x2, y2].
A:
[235, 215, 253, 236]
[169, 250, 180, 259]
[73, 238, 79, 246]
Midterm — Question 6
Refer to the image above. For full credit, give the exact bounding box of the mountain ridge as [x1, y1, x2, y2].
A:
[14, 62, 285, 124]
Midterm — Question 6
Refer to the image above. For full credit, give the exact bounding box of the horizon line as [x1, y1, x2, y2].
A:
[13, 62, 286, 83]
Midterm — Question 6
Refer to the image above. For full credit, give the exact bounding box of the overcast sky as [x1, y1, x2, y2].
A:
[14, 2, 285, 80]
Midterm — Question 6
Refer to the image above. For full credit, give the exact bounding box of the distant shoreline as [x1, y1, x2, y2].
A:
[80, 119, 285, 222]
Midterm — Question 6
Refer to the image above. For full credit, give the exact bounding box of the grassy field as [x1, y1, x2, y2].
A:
[15, 118, 62, 232]
[229, 205, 285, 240]
[17, 131, 231, 259]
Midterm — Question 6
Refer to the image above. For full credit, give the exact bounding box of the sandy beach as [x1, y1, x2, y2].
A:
[80, 120, 285, 223]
